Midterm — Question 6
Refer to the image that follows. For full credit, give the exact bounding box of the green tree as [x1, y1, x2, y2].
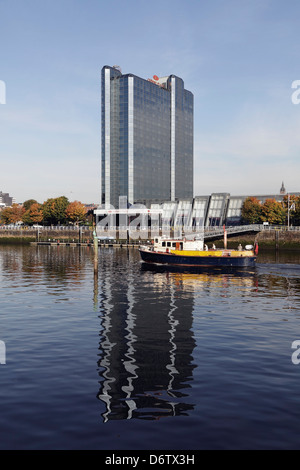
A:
[241, 197, 262, 224]
[293, 196, 300, 225]
[261, 198, 286, 225]
[42, 196, 69, 225]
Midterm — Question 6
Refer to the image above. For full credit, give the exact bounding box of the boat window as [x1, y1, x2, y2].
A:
[162, 241, 166, 247]
[172, 242, 176, 247]
[155, 238, 158, 243]
[167, 242, 171, 247]
[180, 243, 183, 249]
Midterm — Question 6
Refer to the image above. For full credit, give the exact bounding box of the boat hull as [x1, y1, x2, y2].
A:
[139, 249, 256, 268]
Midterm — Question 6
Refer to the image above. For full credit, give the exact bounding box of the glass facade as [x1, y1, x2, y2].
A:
[174, 199, 193, 231]
[168, 76, 194, 201]
[161, 201, 178, 229]
[226, 196, 246, 225]
[101, 66, 122, 207]
[95, 191, 299, 230]
[191, 196, 210, 228]
[205, 193, 230, 227]
[101, 66, 193, 208]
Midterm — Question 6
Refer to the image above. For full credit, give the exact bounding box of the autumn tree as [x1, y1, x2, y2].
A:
[23, 199, 38, 211]
[241, 197, 262, 224]
[22, 203, 44, 225]
[0, 204, 25, 224]
[261, 198, 286, 225]
[65, 201, 87, 225]
[42, 196, 69, 225]
[0, 207, 11, 224]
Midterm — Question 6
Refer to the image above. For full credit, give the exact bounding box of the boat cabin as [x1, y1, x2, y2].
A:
[153, 236, 204, 253]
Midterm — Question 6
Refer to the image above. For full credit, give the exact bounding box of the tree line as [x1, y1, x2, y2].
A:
[2, 194, 299, 227]
[0, 196, 91, 226]
[241, 195, 300, 225]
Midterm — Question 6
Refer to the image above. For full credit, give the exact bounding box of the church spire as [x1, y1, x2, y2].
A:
[280, 181, 286, 195]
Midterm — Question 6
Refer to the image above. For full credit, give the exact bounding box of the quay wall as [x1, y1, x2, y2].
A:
[1, 226, 300, 250]
[213, 230, 300, 251]
[0, 227, 93, 244]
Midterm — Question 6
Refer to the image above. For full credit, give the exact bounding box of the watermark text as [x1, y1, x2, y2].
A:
[291, 80, 300, 105]
[0, 340, 6, 364]
[95, 202, 204, 241]
[0, 80, 6, 104]
[291, 340, 300, 364]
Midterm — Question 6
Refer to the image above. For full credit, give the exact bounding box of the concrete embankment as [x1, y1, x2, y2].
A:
[0, 227, 93, 244]
[0, 227, 139, 247]
[1, 227, 300, 250]
[212, 230, 300, 251]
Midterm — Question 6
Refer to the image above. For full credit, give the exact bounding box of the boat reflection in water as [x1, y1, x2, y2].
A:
[96, 255, 258, 422]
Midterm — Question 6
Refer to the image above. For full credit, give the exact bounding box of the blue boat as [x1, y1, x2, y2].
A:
[139, 236, 257, 268]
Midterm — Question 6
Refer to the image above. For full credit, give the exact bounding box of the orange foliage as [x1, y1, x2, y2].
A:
[65, 201, 87, 224]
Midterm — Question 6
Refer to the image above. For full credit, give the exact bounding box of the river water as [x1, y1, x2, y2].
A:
[1, 244, 300, 450]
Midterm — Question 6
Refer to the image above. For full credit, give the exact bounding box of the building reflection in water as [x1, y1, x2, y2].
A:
[96, 261, 197, 422]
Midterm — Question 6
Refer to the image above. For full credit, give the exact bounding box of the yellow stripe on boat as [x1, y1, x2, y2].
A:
[170, 250, 254, 258]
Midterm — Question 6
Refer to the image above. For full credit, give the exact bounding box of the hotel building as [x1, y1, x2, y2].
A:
[101, 65, 193, 208]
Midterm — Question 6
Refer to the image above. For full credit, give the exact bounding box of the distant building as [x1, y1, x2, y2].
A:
[280, 182, 286, 195]
[95, 191, 300, 232]
[101, 65, 194, 208]
[0, 191, 13, 207]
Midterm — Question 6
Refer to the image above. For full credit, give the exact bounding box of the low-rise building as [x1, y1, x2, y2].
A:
[0, 191, 14, 207]
[95, 189, 300, 233]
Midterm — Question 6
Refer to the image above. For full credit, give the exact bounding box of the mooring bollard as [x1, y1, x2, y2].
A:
[93, 230, 99, 310]
[93, 226, 98, 279]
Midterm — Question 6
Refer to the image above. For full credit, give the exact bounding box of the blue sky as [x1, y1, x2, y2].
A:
[1, 0, 300, 204]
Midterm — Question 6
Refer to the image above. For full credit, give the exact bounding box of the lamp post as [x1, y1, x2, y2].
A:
[287, 194, 295, 231]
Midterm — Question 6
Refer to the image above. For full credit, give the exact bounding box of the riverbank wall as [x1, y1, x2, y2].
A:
[213, 230, 300, 251]
[0, 227, 93, 244]
[1, 226, 300, 250]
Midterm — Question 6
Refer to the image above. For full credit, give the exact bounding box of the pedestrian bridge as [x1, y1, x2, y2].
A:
[202, 224, 300, 240]
[203, 224, 263, 240]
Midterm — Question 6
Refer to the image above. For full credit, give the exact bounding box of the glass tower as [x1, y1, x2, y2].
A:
[101, 65, 193, 208]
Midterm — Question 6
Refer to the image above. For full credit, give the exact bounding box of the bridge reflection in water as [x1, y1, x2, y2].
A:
[96, 263, 198, 422]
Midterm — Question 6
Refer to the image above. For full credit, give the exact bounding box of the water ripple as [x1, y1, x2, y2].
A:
[1, 246, 300, 449]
